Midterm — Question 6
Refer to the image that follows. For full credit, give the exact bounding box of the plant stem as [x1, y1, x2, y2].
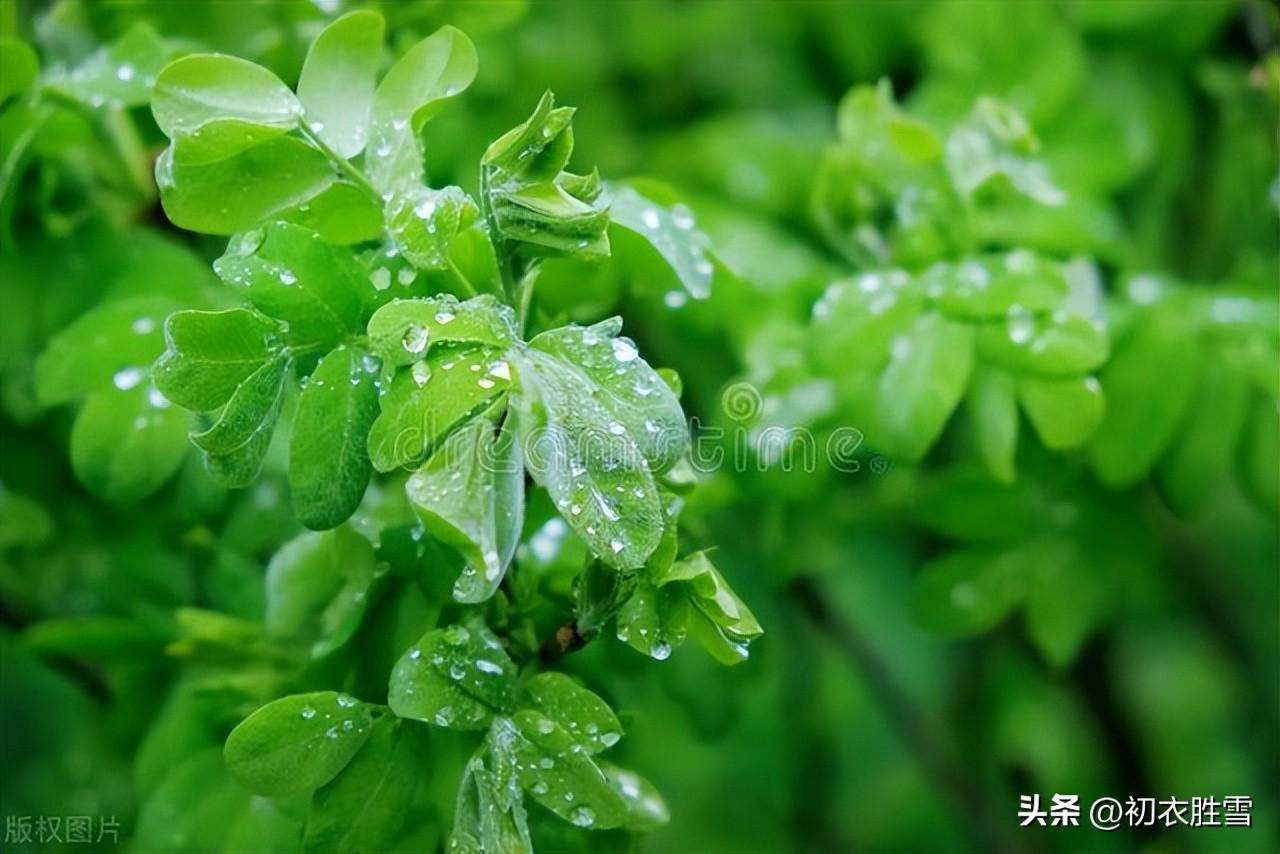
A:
[298, 122, 381, 204]
[790, 576, 1017, 854]
[516, 264, 539, 334]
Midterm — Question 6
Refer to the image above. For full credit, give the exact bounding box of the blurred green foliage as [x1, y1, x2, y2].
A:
[1, 0, 1277, 852]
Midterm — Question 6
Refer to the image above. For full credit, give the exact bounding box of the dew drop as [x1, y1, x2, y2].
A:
[570, 806, 595, 827]
[650, 641, 672, 661]
[641, 208, 661, 229]
[402, 324, 430, 354]
[611, 339, 638, 362]
[300, 706, 316, 720]
[411, 361, 432, 388]
[112, 367, 144, 390]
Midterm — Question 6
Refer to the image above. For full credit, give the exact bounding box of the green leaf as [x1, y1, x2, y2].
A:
[70, 381, 190, 504]
[1158, 355, 1249, 513]
[366, 295, 516, 369]
[967, 364, 1018, 483]
[134, 749, 302, 854]
[482, 90, 575, 185]
[152, 53, 300, 140]
[916, 469, 1040, 543]
[224, 691, 373, 797]
[296, 11, 384, 159]
[0, 38, 38, 105]
[491, 180, 610, 258]
[366, 25, 477, 191]
[289, 346, 381, 530]
[1018, 375, 1105, 450]
[522, 673, 622, 754]
[280, 180, 383, 245]
[36, 296, 175, 406]
[975, 310, 1109, 377]
[575, 556, 636, 641]
[155, 308, 282, 411]
[875, 311, 975, 460]
[598, 760, 670, 831]
[385, 185, 482, 270]
[509, 334, 670, 569]
[0, 490, 53, 550]
[913, 545, 1033, 637]
[447, 224, 504, 297]
[945, 97, 1065, 206]
[156, 135, 336, 235]
[528, 318, 689, 474]
[812, 82, 965, 268]
[925, 253, 1068, 321]
[407, 420, 523, 603]
[450, 747, 532, 854]
[265, 526, 377, 658]
[47, 22, 166, 108]
[660, 551, 762, 663]
[607, 184, 714, 299]
[503, 711, 629, 829]
[214, 223, 370, 352]
[303, 716, 419, 854]
[1239, 396, 1280, 516]
[810, 271, 922, 374]
[190, 351, 289, 488]
[367, 345, 509, 472]
[1023, 539, 1107, 668]
[1089, 309, 1200, 487]
[482, 91, 610, 259]
[616, 581, 688, 661]
[388, 623, 517, 729]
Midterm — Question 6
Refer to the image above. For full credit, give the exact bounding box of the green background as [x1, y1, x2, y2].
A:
[1, 1, 1277, 852]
